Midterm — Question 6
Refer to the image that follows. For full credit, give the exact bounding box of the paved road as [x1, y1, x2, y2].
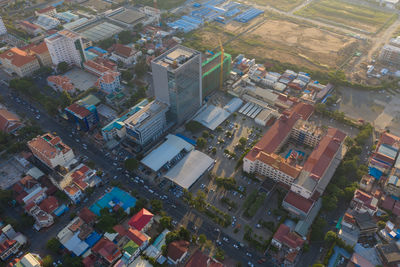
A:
[0, 84, 273, 266]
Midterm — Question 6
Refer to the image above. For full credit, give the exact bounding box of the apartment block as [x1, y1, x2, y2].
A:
[45, 29, 86, 67]
[124, 100, 168, 146]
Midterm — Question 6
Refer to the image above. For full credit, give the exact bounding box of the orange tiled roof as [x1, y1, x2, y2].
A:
[47, 75, 75, 91]
[0, 47, 37, 67]
[28, 133, 71, 159]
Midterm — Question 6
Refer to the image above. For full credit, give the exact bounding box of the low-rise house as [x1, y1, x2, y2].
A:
[0, 108, 22, 134]
[94, 71, 121, 95]
[35, 6, 57, 17]
[25, 202, 54, 230]
[109, 44, 141, 66]
[0, 240, 20, 261]
[376, 242, 400, 266]
[351, 189, 378, 215]
[359, 175, 374, 193]
[184, 250, 223, 267]
[47, 75, 75, 93]
[8, 253, 42, 267]
[92, 237, 122, 265]
[64, 184, 83, 204]
[128, 208, 154, 232]
[78, 207, 97, 225]
[271, 224, 305, 251]
[384, 175, 400, 198]
[19, 21, 43, 36]
[39, 196, 58, 214]
[167, 240, 189, 265]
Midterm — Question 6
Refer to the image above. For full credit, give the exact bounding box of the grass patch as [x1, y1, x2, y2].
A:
[294, 0, 396, 33]
[248, 0, 305, 11]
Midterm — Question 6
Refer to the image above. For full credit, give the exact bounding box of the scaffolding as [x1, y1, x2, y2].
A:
[202, 51, 232, 97]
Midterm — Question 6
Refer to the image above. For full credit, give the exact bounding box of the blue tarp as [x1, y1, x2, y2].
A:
[85, 231, 102, 247]
[369, 167, 383, 180]
[175, 133, 196, 146]
[54, 204, 69, 216]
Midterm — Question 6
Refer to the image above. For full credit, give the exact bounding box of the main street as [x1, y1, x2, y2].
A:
[0, 84, 272, 266]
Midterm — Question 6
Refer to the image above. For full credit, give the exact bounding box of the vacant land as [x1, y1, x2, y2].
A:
[248, 0, 304, 11]
[184, 16, 360, 71]
[133, 0, 186, 9]
[295, 0, 395, 33]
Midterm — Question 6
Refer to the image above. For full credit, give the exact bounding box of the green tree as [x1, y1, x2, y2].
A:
[42, 255, 53, 267]
[160, 216, 172, 230]
[198, 234, 207, 245]
[118, 30, 133, 44]
[202, 130, 209, 138]
[124, 158, 139, 171]
[324, 231, 337, 243]
[150, 199, 163, 213]
[121, 70, 133, 81]
[214, 248, 225, 261]
[98, 37, 115, 49]
[60, 90, 72, 108]
[134, 58, 148, 78]
[196, 137, 206, 149]
[377, 220, 386, 229]
[46, 238, 61, 254]
[57, 61, 69, 74]
[322, 195, 337, 211]
[239, 137, 247, 146]
[211, 147, 217, 154]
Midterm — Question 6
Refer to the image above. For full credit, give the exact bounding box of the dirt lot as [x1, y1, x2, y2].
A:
[294, 0, 396, 33]
[186, 16, 361, 71]
[246, 0, 304, 11]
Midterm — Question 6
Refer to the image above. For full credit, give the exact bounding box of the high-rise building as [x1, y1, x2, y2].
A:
[45, 29, 86, 67]
[0, 16, 7, 35]
[152, 45, 202, 124]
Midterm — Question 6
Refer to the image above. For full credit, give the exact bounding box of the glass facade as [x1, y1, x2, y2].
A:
[167, 55, 201, 124]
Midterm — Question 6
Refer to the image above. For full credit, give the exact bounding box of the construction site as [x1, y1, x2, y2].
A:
[202, 51, 232, 97]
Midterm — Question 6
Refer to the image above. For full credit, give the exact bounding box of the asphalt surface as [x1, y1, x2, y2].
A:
[0, 83, 273, 266]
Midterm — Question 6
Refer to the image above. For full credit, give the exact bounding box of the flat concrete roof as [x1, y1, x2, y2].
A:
[141, 134, 194, 172]
[164, 150, 214, 189]
[109, 9, 145, 25]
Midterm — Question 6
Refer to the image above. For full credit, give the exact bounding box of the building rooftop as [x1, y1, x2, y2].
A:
[164, 150, 215, 189]
[167, 240, 189, 262]
[65, 103, 91, 119]
[273, 224, 304, 249]
[127, 228, 149, 246]
[28, 133, 72, 159]
[47, 75, 75, 92]
[0, 108, 21, 133]
[20, 20, 41, 31]
[125, 100, 168, 129]
[284, 191, 314, 214]
[141, 134, 194, 172]
[36, 6, 56, 14]
[153, 45, 200, 71]
[92, 237, 121, 263]
[108, 8, 145, 25]
[128, 208, 154, 231]
[0, 47, 37, 67]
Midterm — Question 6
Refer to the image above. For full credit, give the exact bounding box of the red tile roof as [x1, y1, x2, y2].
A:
[84, 60, 111, 76]
[184, 250, 223, 267]
[79, 207, 97, 224]
[245, 102, 314, 161]
[167, 240, 189, 262]
[379, 132, 400, 148]
[20, 175, 38, 189]
[0, 109, 21, 133]
[92, 238, 121, 263]
[20, 20, 41, 31]
[39, 196, 58, 214]
[64, 184, 80, 196]
[82, 254, 98, 267]
[128, 208, 154, 231]
[47, 75, 75, 92]
[0, 47, 38, 67]
[302, 128, 346, 180]
[28, 134, 72, 160]
[273, 224, 304, 249]
[65, 103, 91, 118]
[381, 195, 395, 211]
[36, 6, 56, 14]
[353, 189, 377, 212]
[126, 228, 148, 246]
[111, 44, 135, 58]
[283, 191, 314, 214]
[343, 213, 356, 225]
[93, 57, 117, 70]
[112, 224, 127, 237]
[30, 42, 49, 55]
[0, 239, 16, 254]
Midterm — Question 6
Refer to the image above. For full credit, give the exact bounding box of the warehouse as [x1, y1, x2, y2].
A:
[107, 7, 146, 27]
[164, 150, 215, 190]
[141, 134, 194, 172]
[78, 21, 123, 42]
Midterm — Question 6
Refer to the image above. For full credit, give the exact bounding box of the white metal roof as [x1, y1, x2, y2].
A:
[141, 134, 194, 172]
[164, 150, 214, 189]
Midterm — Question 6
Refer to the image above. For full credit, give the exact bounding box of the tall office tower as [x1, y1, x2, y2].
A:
[45, 29, 86, 67]
[151, 45, 202, 124]
[0, 16, 7, 35]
